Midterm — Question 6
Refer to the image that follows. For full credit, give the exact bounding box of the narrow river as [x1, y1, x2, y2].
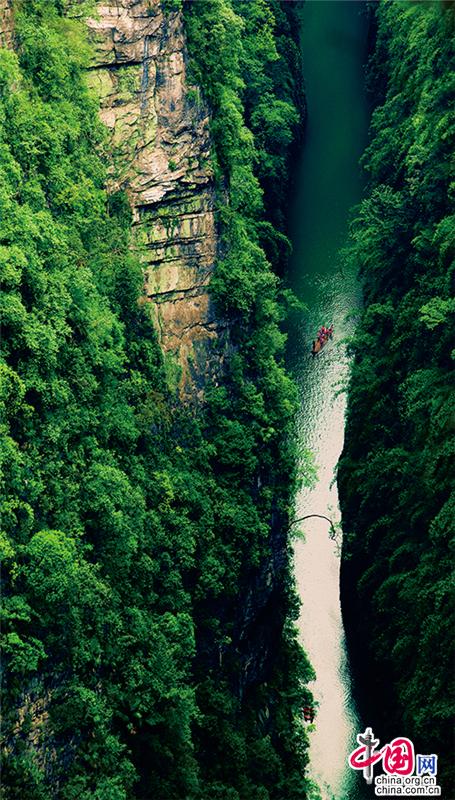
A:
[287, 3, 370, 799]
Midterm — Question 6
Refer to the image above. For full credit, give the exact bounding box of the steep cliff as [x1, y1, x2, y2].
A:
[86, 0, 225, 396]
[1, 1, 312, 798]
[0, 0, 13, 47]
[338, 2, 454, 793]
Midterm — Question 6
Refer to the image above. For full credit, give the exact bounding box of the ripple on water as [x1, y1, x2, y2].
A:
[286, 2, 370, 797]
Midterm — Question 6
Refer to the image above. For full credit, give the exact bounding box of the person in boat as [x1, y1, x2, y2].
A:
[303, 706, 315, 723]
[328, 324, 334, 338]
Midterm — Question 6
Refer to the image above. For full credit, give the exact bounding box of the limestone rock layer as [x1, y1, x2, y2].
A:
[86, 0, 223, 394]
[0, 0, 14, 47]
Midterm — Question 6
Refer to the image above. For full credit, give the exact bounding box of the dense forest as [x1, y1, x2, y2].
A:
[4, 0, 453, 797]
[338, 1, 454, 794]
[0, 1, 315, 798]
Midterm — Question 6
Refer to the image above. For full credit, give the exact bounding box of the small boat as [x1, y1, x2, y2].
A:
[311, 326, 333, 356]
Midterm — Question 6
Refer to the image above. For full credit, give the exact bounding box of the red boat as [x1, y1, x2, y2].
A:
[311, 325, 333, 356]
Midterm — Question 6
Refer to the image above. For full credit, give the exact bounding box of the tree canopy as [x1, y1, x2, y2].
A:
[338, 2, 455, 794]
[1, 1, 313, 798]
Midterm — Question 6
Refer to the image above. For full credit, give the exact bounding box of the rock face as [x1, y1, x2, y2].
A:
[0, 0, 14, 48]
[86, 0, 225, 396]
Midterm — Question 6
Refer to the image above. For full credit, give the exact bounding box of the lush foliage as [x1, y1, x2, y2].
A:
[338, 1, 454, 793]
[185, 0, 303, 302]
[184, 2, 314, 797]
[1, 1, 313, 798]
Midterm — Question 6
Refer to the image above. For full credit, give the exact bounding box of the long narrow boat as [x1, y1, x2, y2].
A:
[311, 329, 333, 356]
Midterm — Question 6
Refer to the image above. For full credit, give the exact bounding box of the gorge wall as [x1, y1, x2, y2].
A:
[1, 1, 312, 798]
[86, 0, 225, 396]
[338, 2, 454, 793]
[0, 0, 13, 47]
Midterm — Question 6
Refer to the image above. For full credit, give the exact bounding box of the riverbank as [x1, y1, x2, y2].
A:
[338, 3, 455, 793]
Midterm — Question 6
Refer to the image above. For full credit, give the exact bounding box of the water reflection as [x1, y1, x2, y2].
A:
[290, 270, 366, 800]
[286, 2, 370, 798]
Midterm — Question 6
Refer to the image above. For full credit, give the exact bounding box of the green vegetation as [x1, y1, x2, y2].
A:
[182, 2, 314, 797]
[338, 2, 454, 793]
[1, 1, 313, 798]
[185, 0, 302, 277]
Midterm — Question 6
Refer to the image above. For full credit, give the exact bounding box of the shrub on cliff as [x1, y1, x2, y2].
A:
[338, 2, 455, 793]
[1, 1, 311, 799]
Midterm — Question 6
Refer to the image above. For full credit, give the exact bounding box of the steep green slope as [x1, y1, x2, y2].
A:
[338, 1, 454, 793]
[1, 1, 312, 798]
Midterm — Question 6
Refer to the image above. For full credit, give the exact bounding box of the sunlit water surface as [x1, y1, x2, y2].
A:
[287, 3, 371, 798]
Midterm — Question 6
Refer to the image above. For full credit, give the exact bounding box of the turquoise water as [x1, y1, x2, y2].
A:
[287, 3, 371, 798]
